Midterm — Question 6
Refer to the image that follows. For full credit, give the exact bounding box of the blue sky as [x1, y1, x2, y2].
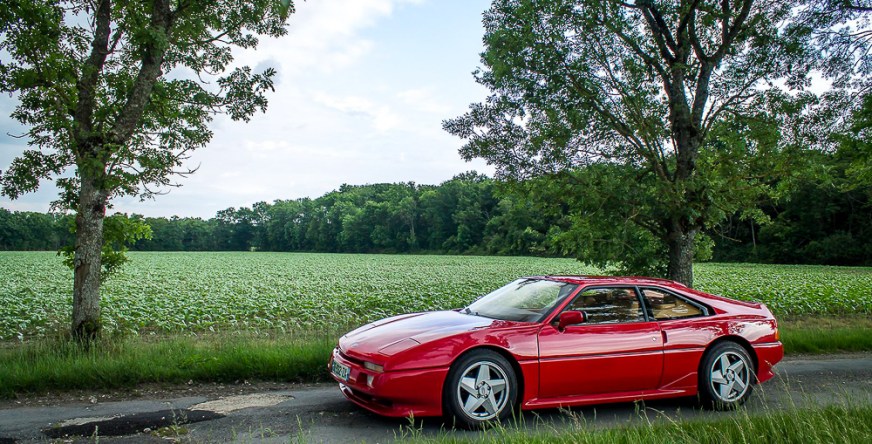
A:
[0, 0, 494, 218]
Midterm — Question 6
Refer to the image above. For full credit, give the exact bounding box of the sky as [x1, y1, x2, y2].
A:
[0, 0, 495, 219]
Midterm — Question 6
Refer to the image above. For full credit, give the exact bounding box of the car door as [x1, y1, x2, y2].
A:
[638, 286, 712, 390]
[537, 286, 664, 400]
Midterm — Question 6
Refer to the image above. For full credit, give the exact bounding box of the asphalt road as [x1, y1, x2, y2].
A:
[1, 354, 870, 443]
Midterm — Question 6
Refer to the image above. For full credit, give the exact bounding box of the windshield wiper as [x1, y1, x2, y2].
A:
[462, 307, 481, 316]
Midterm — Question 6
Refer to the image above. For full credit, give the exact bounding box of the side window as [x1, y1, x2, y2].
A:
[566, 287, 645, 324]
[642, 288, 704, 320]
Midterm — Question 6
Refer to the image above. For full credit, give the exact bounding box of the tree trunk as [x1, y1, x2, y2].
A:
[666, 223, 698, 288]
[71, 175, 107, 341]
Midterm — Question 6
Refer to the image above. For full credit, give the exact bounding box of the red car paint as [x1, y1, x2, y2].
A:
[328, 276, 783, 418]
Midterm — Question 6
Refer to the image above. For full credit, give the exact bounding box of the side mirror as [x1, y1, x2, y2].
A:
[557, 310, 586, 331]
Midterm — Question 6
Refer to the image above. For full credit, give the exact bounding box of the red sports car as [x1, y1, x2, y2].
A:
[328, 276, 783, 428]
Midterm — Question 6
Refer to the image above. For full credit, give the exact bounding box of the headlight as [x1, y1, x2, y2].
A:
[363, 361, 384, 373]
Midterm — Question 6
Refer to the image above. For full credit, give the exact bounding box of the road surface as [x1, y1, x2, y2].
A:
[1, 354, 870, 443]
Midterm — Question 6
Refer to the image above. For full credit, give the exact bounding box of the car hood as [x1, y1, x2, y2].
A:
[339, 310, 497, 358]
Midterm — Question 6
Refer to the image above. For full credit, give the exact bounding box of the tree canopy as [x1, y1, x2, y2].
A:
[0, 0, 294, 339]
[445, 0, 870, 286]
[5, 161, 870, 266]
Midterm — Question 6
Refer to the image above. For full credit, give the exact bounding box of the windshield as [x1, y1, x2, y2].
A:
[464, 278, 578, 322]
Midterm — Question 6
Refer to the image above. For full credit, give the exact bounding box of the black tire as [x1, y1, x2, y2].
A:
[443, 349, 518, 429]
[698, 341, 755, 410]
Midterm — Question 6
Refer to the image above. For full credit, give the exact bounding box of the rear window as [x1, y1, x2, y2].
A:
[641, 288, 705, 320]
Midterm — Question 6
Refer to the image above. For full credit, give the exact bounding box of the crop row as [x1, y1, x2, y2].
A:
[0, 252, 869, 340]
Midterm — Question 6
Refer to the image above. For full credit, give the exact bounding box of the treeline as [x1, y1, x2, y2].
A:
[134, 172, 546, 255]
[712, 164, 872, 265]
[0, 211, 73, 250]
[2, 166, 871, 265]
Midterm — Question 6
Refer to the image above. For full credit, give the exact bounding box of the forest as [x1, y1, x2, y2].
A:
[2, 148, 870, 267]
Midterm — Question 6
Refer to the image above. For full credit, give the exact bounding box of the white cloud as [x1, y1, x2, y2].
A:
[1, 0, 495, 218]
[397, 88, 452, 114]
[310, 91, 402, 132]
[235, 0, 420, 75]
[312, 92, 374, 115]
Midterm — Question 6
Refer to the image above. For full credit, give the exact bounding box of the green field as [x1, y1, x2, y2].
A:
[1, 251, 871, 341]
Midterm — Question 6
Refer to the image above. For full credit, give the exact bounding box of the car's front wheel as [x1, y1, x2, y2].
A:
[443, 349, 518, 429]
[699, 341, 755, 409]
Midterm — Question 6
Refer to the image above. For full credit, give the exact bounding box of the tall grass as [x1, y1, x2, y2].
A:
[780, 315, 872, 354]
[401, 404, 872, 444]
[0, 316, 869, 398]
[0, 332, 336, 398]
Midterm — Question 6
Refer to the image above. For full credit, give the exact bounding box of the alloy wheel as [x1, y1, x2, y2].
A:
[456, 360, 510, 420]
[709, 350, 751, 402]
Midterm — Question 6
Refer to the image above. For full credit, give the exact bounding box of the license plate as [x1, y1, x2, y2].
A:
[332, 360, 350, 381]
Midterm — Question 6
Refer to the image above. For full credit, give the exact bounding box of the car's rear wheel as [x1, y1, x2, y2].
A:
[699, 341, 755, 409]
[443, 349, 518, 429]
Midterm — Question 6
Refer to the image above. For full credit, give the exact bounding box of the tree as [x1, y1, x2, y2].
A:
[0, 0, 294, 339]
[836, 94, 872, 190]
[60, 213, 153, 276]
[445, 0, 868, 286]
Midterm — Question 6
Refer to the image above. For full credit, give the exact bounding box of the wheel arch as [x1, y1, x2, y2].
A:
[700, 335, 759, 382]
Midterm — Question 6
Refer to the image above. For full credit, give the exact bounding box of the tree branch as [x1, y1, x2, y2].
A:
[110, 0, 173, 145]
[641, 0, 680, 54]
[73, 0, 113, 151]
[840, 0, 872, 12]
[711, 0, 753, 65]
[687, 6, 709, 61]
[595, 7, 672, 90]
[691, 62, 714, 127]
[702, 72, 766, 134]
[638, 3, 677, 63]
[676, 0, 703, 38]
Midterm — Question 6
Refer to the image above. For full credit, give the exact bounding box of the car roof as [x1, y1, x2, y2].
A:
[528, 275, 689, 289]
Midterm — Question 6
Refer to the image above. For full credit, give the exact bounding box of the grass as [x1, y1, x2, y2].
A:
[399, 404, 872, 443]
[780, 315, 872, 354]
[0, 331, 336, 399]
[0, 315, 868, 399]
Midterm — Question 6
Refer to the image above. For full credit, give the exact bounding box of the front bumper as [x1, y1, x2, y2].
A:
[328, 348, 448, 418]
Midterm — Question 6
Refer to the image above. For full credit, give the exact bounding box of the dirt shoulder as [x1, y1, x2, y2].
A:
[0, 380, 320, 410]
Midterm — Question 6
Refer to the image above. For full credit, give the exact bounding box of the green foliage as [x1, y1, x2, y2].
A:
[0, 209, 73, 250]
[443, 0, 869, 285]
[0, 0, 293, 205]
[3, 158, 870, 268]
[0, 252, 869, 341]
[59, 213, 152, 277]
[712, 96, 872, 266]
[1, 0, 295, 337]
[525, 166, 671, 276]
[835, 93, 872, 190]
[217, 173, 503, 255]
[782, 326, 872, 354]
